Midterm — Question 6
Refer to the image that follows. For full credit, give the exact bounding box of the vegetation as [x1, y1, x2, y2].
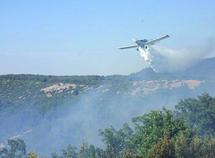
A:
[0, 74, 103, 112]
[176, 93, 215, 136]
[1, 93, 215, 158]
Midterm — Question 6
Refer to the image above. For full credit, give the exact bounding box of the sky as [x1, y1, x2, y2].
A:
[0, 0, 215, 75]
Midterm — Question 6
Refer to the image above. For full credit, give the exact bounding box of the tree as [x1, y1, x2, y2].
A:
[7, 138, 26, 158]
[148, 136, 175, 158]
[62, 144, 78, 158]
[100, 124, 134, 158]
[51, 144, 78, 158]
[132, 108, 187, 157]
[79, 142, 107, 158]
[28, 152, 39, 158]
[176, 93, 215, 135]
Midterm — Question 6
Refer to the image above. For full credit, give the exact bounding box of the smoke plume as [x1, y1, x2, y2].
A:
[140, 40, 215, 72]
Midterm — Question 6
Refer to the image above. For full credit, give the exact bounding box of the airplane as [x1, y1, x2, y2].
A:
[119, 35, 170, 51]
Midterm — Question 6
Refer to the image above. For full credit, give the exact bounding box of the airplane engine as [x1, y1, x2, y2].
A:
[144, 45, 148, 49]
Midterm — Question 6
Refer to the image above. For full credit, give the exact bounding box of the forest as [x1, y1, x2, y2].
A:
[1, 93, 215, 158]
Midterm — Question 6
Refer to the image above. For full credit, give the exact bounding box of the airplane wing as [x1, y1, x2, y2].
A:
[146, 35, 170, 45]
[119, 45, 138, 50]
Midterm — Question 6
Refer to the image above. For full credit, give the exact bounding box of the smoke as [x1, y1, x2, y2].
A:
[140, 40, 215, 72]
[1, 40, 215, 156]
[23, 90, 163, 155]
[0, 84, 175, 156]
[1, 68, 214, 156]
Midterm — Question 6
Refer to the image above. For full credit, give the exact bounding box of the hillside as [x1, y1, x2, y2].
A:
[1, 57, 215, 111]
[0, 75, 103, 111]
[0, 57, 215, 155]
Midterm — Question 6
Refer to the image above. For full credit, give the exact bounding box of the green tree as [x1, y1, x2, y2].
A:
[100, 124, 133, 158]
[176, 93, 215, 135]
[132, 108, 187, 157]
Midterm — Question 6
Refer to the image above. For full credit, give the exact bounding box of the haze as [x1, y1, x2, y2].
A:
[0, 0, 215, 75]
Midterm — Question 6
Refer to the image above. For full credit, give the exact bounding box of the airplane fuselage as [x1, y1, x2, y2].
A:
[135, 39, 149, 50]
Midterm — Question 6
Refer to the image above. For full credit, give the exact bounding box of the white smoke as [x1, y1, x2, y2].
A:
[140, 40, 215, 72]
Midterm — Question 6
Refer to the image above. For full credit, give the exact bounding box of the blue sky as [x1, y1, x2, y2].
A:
[0, 0, 215, 75]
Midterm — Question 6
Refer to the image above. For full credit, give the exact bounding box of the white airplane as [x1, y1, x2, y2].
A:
[119, 35, 170, 51]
